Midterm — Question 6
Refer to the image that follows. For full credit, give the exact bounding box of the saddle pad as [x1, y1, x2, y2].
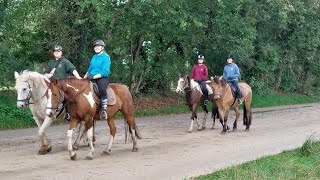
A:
[90, 83, 116, 105]
[229, 83, 244, 99]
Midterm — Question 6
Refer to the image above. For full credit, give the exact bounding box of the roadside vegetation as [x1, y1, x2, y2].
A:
[1, 90, 320, 130]
[194, 137, 320, 180]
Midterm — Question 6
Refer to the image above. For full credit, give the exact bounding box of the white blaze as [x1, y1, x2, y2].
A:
[46, 89, 53, 115]
[66, 84, 79, 91]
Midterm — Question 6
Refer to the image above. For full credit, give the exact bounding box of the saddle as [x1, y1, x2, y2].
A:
[227, 82, 244, 99]
[90, 82, 116, 105]
[193, 80, 213, 95]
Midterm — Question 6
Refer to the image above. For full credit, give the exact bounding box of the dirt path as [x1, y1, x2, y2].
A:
[1, 103, 320, 180]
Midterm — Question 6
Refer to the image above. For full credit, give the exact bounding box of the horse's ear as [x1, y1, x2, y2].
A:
[14, 71, 20, 79]
[53, 78, 59, 85]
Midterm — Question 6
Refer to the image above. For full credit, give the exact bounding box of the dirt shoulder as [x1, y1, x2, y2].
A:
[0, 103, 319, 180]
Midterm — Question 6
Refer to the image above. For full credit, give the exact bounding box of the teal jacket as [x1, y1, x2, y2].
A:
[88, 52, 111, 77]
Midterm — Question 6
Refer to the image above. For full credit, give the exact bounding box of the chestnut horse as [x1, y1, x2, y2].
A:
[211, 76, 252, 134]
[176, 75, 218, 132]
[46, 78, 141, 160]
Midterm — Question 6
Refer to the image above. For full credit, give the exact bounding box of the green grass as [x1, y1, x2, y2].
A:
[252, 93, 320, 108]
[194, 138, 320, 180]
[1, 91, 320, 130]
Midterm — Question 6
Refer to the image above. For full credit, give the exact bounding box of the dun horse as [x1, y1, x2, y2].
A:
[14, 71, 56, 154]
[210, 76, 252, 134]
[176, 75, 218, 132]
[46, 78, 141, 160]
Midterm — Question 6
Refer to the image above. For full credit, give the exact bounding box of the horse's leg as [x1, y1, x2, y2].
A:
[67, 120, 78, 160]
[126, 117, 139, 152]
[211, 106, 216, 129]
[233, 106, 240, 132]
[201, 105, 208, 130]
[37, 117, 53, 155]
[245, 102, 252, 131]
[73, 121, 85, 150]
[102, 117, 116, 154]
[220, 108, 230, 134]
[85, 118, 94, 160]
[32, 116, 46, 149]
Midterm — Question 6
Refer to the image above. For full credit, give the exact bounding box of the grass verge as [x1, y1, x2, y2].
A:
[194, 137, 320, 180]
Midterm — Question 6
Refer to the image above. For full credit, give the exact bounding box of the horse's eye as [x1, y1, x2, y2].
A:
[22, 88, 27, 91]
[54, 94, 57, 97]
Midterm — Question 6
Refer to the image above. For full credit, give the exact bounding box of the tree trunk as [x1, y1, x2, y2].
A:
[129, 36, 143, 95]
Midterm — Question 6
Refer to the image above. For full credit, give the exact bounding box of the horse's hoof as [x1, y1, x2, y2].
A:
[38, 148, 48, 155]
[101, 150, 111, 155]
[232, 128, 237, 132]
[70, 153, 77, 161]
[132, 148, 138, 152]
[220, 131, 227, 134]
[87, 143, 95, 147]
[227, 126, 230, 130]
[72, 144, 79, 150]
[85, 156, 93, 160]
[197, 128, 202, 131]
[202, 127, 206, 130]
[187, 130, 192, 133]
[245, 129, 250, 132]
[46, 146, 52, 153]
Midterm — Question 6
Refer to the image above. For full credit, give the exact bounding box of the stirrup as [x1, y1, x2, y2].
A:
[65, 113, 71, 121]
[204, 100, 209, 105]
[101, 110, 107, 120]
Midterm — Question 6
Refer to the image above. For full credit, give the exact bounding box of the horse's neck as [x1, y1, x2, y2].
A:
[29, 77, 47, 101]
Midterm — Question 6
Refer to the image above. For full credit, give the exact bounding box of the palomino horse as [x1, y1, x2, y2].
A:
[176, 75, 218, 132]
[46, 78, 141, 160]
[210, 76, 252, 134]
[14, 70, 55, 154]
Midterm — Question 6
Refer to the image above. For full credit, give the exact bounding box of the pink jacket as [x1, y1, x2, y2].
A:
[190, 64, 208, 81]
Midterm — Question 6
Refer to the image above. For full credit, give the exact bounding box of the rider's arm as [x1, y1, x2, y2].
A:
[72, 70, 82, 79]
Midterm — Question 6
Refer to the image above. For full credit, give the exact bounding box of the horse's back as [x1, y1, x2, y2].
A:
[109, 83, 133, 100]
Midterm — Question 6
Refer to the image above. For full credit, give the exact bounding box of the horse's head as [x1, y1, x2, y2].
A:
[211, 76, 224, 100]
[46, 78, 64, 118]
[176, 75, 188, 94]
[15, 71, 33, 109]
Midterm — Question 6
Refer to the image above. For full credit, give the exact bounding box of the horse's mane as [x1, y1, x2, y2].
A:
[16, 70, 48, 88]
[60, 77, 90, 86]
[213, 76, 227, 88]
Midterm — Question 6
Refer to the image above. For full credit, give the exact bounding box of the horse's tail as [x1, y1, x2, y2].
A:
[124, 119, 142, 143]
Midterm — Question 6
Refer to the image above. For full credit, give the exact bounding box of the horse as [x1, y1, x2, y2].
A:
[46, 78, 141, 160]
[14, 70, 87, 154]
[176, 74, 218, 132]
[210, 76, 252, 134]
[14, 70, 56, 154]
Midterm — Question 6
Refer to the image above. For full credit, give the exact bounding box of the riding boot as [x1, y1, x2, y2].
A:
[101, 99, 108, 120]
[236, 90, 242, 105]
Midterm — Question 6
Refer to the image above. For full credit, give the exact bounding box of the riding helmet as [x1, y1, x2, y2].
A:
[227, 54, 235, 60]
[198, 54, 205, 60]
[52, 44, 63, 51]
[93, 39, 105, 47]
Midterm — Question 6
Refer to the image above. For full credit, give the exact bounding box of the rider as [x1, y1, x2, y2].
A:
[190, 54, 209, 105]
[223, 54, 242, 104]
[84, 39, 111, 120]
[45, 44, 82, 121]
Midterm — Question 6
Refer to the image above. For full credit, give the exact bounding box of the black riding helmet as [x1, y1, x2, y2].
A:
[93, 39, 105, 47]
[198, 54, 205, 60]
[52, 44, 63, 51]
[226, 54, 235, 60]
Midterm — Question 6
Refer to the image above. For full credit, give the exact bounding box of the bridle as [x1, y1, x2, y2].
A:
[17, 81, 47, 107]
[46, 80, 90, 112]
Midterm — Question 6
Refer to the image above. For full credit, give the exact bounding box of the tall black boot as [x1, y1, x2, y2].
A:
[101, 99, 108, 120]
